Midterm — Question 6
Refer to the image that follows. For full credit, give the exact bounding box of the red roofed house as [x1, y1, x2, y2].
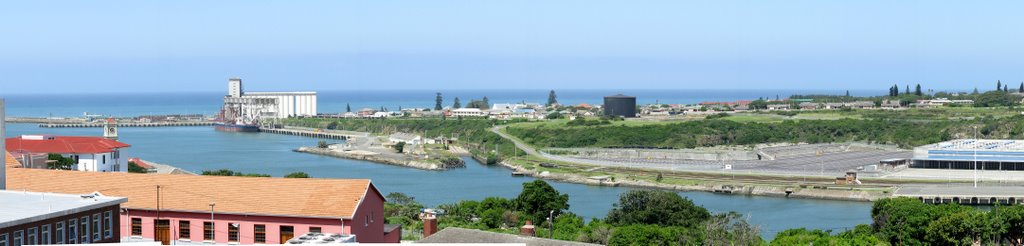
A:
[6, 135, 130, 172]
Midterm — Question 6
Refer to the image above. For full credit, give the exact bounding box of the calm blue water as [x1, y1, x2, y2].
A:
[0, 89, 881, 117]
[5, 123, 872, 238]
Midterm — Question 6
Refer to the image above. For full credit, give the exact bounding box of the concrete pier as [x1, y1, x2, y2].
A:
[259, 127, 361, 140]
[39, 122, 215, 128]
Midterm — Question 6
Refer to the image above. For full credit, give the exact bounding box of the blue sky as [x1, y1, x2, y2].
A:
[1, 0, 1022, 93]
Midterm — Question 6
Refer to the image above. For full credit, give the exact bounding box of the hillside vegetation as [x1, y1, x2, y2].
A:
[506, 115, 1024, 149]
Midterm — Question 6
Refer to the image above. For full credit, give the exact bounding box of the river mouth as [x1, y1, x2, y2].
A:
[6, 123, 873, 239]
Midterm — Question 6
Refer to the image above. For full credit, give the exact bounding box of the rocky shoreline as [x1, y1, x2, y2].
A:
[496, 160, 887, 202]
[295, 147, 447, 171]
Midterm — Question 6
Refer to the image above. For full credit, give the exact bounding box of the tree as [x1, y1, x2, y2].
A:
[453, 97, 461, 108]
[925, 210, 993, 245]
[893, 84, 900, 96]
[991, 205, 1024, 243]
[998, 80, 1003, 92]
[547, 90, 558, 106]
[435, 92, 443, 110]
[394, 141, 406, 153]
[905, 85, 910, 95]
[607, 224, 702, 246]
[46, 153, 76, 170]
[1005, 84, 1010, 92]
[845, 90, 850, 97]
[317, 140, 329, 148]
[346, 103, 351, 112]
[606, 190, 711, 228]
[284, 172, 310, 178]
[514, 180, 570, 223]
[127, 161, 148, 173]
[482, 96, 490, 109]
[915, 84, 922, 96]
[973, 87, 980, 94]
[1019, 82, 1023, 93]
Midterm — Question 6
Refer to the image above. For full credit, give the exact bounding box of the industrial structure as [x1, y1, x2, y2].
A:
[603, 94, 637, 118]
[218, 78, 317, 131]
[912, 139, 1024, 171]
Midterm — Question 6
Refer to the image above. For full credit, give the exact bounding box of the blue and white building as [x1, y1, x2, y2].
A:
[912, 139, 1024, 170]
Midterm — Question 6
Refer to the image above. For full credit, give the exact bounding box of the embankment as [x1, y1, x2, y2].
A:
[496, 160, 888, 202]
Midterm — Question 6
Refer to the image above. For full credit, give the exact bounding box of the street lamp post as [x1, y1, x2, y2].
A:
[209, 202, 216, 222]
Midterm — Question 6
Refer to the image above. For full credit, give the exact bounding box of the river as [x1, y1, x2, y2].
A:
[5, 123, 871, 238]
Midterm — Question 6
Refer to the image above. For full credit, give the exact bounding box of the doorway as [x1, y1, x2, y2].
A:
[154, 220, 171, 245]
[280, 226, 294, 243]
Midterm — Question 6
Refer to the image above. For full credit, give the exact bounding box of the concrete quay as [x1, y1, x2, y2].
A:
[894, 184, 1024, 205]
[40, 122, 215, 128]
[259, 127, 364, 140]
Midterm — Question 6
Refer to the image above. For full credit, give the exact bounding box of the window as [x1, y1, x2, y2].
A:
[309, 227, 321, 233]
[13, 230, 22, 246]
[25, 228, 35, 246]
[178, 221, 190, 239]
[56, 221, 65, 244]
[227, 223, 239, 242]
[0, 233, 7, 246]
[253, 225, 266, 243]
[131, 218, 142, 236]
[93, 213, 101, 241]
[42, 224, 50, 245]
[68, 219, 77, 244]
[80, 216, 89, 243]
[203, 222, 213, 241]
[103, 211, 113, 239]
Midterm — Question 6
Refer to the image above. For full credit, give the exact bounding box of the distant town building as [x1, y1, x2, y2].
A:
[6, 135, 130, 172]
[451, 108, 487, 117]
[766, 104, 791, 110]
[603, 94, 637, 118]
[0, 190, 127, 245]
[7, 168, 399, 244]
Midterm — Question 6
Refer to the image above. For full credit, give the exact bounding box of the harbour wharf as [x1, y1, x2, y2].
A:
[258, 126, 365, 140]
[894, 184, 1024, 205]
[40, 121, 215, 128]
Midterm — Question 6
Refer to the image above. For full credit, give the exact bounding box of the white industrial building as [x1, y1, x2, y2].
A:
[226, 78, 317, 119]
[912, 139, 1024, 171]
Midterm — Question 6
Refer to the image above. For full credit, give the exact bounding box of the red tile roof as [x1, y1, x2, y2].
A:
[4, 151, 19, 167]
[8, 168, 377, 219]
[6, 136, 130, 154]
[128, 158, 154, 169]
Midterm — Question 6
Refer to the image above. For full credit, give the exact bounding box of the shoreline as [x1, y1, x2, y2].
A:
[295, 146, 447, 171]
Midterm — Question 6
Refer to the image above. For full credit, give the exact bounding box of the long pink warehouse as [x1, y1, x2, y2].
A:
[4, 162, 401, 244]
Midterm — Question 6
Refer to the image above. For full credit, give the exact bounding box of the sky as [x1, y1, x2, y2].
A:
[1, 0, 1022, 94]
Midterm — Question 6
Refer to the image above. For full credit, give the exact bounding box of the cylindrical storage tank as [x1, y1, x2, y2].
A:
[603, 94, 637, 118]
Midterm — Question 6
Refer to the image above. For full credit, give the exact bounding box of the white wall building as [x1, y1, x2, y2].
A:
[451, 108, 487, 117]
[5, 135, 131, 172]
[225, 78, 318, 119]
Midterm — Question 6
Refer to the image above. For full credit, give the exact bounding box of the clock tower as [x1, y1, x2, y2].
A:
[103, 118, 118, 140]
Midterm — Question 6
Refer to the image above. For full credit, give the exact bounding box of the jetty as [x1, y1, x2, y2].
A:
[40, 122, 215, 128]
[259, 127, 366, 140]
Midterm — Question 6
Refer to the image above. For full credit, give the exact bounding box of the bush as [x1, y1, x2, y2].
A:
[317, 140, 329, 148]
[284, 172, 310, 178]
[606, 190, 710, 228]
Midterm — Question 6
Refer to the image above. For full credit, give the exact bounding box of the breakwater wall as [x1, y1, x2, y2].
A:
[40, 122, 215, 128]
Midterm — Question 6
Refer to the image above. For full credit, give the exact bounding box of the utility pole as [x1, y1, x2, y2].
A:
[974, 126, 979, 188]
[209, 202, 216, 222]
[548, 210, 554, 239]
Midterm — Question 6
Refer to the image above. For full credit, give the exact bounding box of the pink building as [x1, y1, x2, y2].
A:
[6, 167, 399, 244]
